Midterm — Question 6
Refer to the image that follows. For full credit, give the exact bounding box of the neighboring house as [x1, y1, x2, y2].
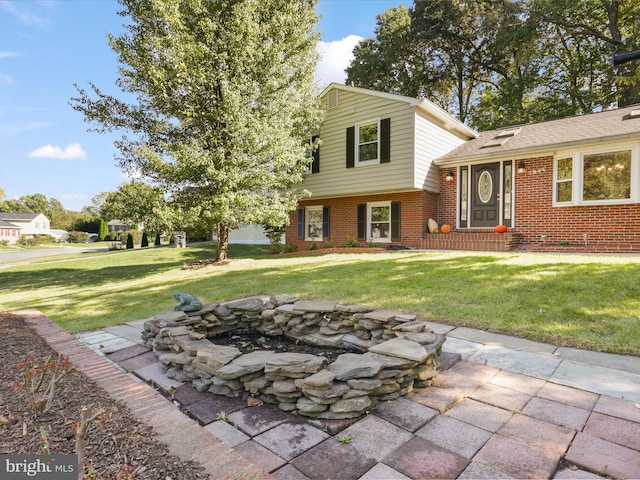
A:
[0, 219, 21, 244]
[284, 83, 477, 251]
[434, 103, 640, 252]
[107, 220, 132, 233]
[0, 213, 50, 244]
[212, 225, 276, 245]
[49, 229, 70, 242]
[285, 83, 640, 253]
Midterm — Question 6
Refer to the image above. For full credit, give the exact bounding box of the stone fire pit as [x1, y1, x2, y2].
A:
[142, 295, 445, 419]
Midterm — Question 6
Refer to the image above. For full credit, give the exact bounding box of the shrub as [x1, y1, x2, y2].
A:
[154, 233, 161, 246]
[10, 353, 75, 414]
[121, 229, 142, 245]
[98, 219, 109, 241]
[67, 231, 90, 244]
[284, 243, 297, 253]
[141, 232, 149, 248]
[263, 225, 284, 254]
[126, 233, 134, 249]
[309, 241, 317, 251]
[345, 235, 358, 248]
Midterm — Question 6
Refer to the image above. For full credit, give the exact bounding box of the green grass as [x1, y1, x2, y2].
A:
[1, 243, 639, 356]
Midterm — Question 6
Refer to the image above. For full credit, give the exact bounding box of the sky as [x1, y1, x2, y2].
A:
[0, 0, 404, 212]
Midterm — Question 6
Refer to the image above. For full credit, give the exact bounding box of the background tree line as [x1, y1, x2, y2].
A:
[0, 188, 98, 232]
[345, 0, 640, 130]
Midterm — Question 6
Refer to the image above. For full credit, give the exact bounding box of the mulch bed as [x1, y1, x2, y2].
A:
[0, 312, 207, 479]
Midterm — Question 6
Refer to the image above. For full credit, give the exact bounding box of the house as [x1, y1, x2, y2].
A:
[0, 219, 21, 244]
[107, 220, 133, 233]
[284, 83, 477, 251]
[212, 225, 275, 245]
[0, 212, 50, 244]
[286, 83, 640, 253]
[434, 103, 640, 252]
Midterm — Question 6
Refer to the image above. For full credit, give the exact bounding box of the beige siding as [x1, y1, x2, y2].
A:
[303, 89, 416, 198]
[414, 110, 468, 192]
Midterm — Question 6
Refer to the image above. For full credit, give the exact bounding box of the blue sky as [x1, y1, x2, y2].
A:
[0, 0, 403, 212]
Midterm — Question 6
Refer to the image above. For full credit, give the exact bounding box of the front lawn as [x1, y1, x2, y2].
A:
[0, 243, 638, 356]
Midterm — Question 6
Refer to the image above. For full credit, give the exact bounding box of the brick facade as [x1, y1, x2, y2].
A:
[437, 157, 640, 252]
[285, 191, 438, 251]
[515, 156, 640, 252]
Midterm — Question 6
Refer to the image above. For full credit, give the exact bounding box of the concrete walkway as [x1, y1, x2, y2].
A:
[19, 310, 640, 480]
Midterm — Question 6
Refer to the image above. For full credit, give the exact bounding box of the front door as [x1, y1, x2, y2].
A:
[470, 163, 499, 227]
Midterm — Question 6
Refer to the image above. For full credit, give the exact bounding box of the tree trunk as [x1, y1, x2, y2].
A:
[216, 223, 229, 262]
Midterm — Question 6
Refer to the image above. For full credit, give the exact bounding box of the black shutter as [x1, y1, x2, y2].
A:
[311, 135, 320, 173]
[391, 201, 400, 241]
[357, 204, 366, 240]
[346, 127, 355, 168]
[380, 118, 391, 163]
[322, 206, 330, 238]
[297, 208, 304, 239]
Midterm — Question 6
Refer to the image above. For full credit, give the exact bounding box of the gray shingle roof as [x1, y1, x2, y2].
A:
[436, 104, 640, 165]
[0, 212, 39, 221]
[0, 219, 21, 228]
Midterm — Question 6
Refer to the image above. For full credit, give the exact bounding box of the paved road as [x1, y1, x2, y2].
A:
[0, 246, 107, 265]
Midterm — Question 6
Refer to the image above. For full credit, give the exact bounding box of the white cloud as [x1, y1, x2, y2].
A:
[28, 143, 87, 160]
[0, 51, 21, 58]
[0, 73, 16, 84]
[0, 0, 52, 28]
[316, 34, 363, 88]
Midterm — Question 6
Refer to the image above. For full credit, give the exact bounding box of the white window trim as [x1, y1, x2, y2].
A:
[553, 144, 639, 206]
[355, 118, 380, 166]
[553, 154, 576, 206]
[367, 201, 391, 243]
[304, 205, 323, 241]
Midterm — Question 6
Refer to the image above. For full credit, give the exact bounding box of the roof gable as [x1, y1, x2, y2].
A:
[436, 104, 640, 164]
[320, 83, 477, 140]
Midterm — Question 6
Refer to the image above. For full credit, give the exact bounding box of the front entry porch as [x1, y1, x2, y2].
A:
[422, 229, 523, 252]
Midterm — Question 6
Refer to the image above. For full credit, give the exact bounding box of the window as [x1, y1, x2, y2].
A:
[357, 121, 379, 163]
[357, 202, 400, 243]
[556, 157, 573, 203]
[308, 135, 319, 174]
[346, 118, 390, 168]
[554, 148, 635, 205]
[298, 206, 329, 241]
[369, 202, 390, 241]
[582, 150, 631, 201]
[305, 206, 323, 241]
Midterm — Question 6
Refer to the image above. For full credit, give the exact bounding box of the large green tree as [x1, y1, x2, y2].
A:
[71, 0, 323, 261]
[100, 181, 171, 236]
[346, 0, 640, 130]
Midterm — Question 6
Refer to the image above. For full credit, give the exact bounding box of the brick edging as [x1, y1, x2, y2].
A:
[12, 309, 273, 480]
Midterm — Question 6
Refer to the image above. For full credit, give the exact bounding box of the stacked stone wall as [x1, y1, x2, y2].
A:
[142, 295, 445, 419]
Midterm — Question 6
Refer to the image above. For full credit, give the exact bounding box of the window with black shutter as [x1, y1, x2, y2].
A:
[311, 135, 320, 173]
[346, 118, 390, 167]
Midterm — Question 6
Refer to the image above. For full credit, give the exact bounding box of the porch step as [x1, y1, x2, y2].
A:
[422, 231, 523, 252]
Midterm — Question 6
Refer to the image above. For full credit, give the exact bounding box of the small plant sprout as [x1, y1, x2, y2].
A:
[216, 411, 233, 424]
[338, 433, 353, 444]
[10, 353, 76, 414]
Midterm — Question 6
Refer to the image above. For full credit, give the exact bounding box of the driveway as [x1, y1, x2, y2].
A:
[0, 245, 107, 265]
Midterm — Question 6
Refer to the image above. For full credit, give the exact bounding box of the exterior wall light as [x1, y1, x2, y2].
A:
[517, 160, 526, 174]
[445, 170, 454, 182]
